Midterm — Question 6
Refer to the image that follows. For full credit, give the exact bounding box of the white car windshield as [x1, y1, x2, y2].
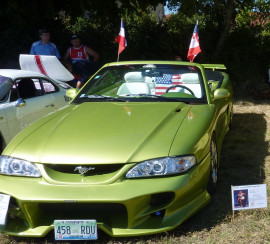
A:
[0, 76, 13, 101]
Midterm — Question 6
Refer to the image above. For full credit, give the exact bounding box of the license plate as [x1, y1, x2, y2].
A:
[54, 220, 97, 240]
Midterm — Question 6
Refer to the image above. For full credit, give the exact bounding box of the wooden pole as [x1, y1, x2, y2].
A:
[117, 46, 120, 62]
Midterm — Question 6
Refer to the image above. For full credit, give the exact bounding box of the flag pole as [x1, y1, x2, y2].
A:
[117, 46, 120, 62]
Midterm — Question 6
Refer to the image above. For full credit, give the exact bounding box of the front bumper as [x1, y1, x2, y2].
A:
[0, 153, 211, 237]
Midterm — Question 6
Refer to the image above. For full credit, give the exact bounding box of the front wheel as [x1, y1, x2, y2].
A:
[207, 136, 218, 195]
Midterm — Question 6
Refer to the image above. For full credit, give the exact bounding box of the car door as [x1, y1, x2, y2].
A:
[0, 102, 10, 147]
[3, 77, 66, 142]
[40, 77, 68, 110]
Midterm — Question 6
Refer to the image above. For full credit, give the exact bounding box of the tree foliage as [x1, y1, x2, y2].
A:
[0, 0, 269, 85]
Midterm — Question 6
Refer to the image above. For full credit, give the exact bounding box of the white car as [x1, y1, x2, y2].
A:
[0, 55, 73, 152]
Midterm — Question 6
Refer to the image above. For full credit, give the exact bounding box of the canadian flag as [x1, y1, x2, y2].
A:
[187, 21, 201, 62]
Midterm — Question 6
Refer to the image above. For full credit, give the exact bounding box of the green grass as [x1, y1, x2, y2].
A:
[1, 101, 270, 244]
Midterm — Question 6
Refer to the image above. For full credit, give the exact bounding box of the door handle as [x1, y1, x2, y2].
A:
[46, 104, 55, 108]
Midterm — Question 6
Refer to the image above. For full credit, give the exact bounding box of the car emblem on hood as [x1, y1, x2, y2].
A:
[74, 166, 95, 175]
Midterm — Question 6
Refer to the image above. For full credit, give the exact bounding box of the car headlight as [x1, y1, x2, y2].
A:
[126, 156, 196, 178]
[0, 155, 41, 177]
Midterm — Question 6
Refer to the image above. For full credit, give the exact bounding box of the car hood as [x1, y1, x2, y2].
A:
[7, 102, 192, 164]
[19, 54, 74, 82]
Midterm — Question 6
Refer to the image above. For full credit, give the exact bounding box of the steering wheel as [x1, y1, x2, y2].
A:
[166, 85, 195, 96]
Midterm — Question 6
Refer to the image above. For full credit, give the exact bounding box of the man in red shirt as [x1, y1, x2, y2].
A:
[64, 34, 101, 84]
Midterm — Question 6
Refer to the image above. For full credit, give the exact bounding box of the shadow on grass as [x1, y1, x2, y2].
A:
[3, 113, 268, 244]
[170, 112, 268, 236]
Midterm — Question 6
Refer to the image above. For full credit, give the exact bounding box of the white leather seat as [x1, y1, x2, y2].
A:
[178, 73, 202, 98]
[124, 72, 145, 82]
[181, 73, 200, 84]
[117, 72, 150, 96]
[117, 82, 150, 96]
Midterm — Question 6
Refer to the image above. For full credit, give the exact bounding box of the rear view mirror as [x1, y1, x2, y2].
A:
[141, 70, 163, 77]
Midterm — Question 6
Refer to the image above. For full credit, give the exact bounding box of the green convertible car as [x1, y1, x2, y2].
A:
[0, 61, 233, 240]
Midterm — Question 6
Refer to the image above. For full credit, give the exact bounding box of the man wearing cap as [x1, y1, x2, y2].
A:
[64, 34, 100, 82]
[30, 29, 60, 58]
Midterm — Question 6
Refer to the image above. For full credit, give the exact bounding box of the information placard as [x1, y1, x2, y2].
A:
[0, 193, 10, 225]
[231, 184, 267, 211]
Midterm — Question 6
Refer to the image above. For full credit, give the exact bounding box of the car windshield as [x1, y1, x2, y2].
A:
[72, 64, 207, 104]
[0, 75, 13, 102]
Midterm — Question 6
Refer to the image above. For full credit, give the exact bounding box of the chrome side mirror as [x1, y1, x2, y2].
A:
[15, 98, 26, 107]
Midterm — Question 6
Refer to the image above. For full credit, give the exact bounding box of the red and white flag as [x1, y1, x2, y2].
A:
[115, 20, 127, 55]
[187, 21, 201, 62]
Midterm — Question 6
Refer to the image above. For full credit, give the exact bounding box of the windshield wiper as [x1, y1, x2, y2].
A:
[136, 94, 188, 102]
[84, 95, 127, 102]
[78, 94, 188, 103]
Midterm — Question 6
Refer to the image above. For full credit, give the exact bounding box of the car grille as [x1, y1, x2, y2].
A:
[38, 202, 128, 228]
[43, 164, 125, 183]
[45, 164, 123, 175]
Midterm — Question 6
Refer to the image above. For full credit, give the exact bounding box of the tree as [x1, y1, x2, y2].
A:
[0, 0, 269, 87]
[0, 0, 167, 67]
[166, 0, 268, 60]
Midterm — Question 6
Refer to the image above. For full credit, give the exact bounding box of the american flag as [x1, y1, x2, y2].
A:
[155, 74, 182, 95]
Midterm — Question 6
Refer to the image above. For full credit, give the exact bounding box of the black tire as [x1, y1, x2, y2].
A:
[207, 136, 218, 195]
